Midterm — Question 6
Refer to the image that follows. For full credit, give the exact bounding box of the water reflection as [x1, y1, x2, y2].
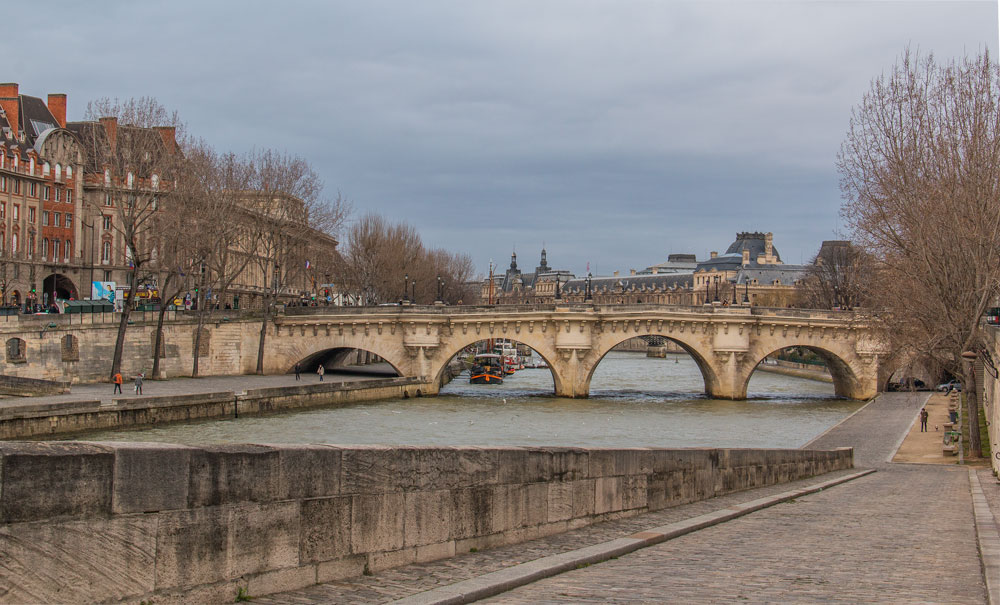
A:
[71, 352, 860, 448]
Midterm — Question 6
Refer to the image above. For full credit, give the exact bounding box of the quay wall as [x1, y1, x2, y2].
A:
[0, 443, 853, 603]
[0, 377, 432, 440]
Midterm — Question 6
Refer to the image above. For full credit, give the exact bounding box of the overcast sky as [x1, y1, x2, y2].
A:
[7, 1, 997, 276]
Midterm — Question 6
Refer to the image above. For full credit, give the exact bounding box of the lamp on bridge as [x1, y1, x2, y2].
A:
[436, 275, 444, 303]
[555, 276, 561, 300]
[713, 275, 719, 303]
[403, 274, 409, 304]
[743, 279, 749, 305]
[585, 272, 592, 302]
[704, 279, 710, 305]
[411, 279, 417, 304]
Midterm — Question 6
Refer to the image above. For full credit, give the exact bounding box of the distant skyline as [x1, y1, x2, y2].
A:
[6, 1, 997, 277]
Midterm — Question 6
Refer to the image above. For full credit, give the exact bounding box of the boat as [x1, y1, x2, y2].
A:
[469, 354, 505, 384]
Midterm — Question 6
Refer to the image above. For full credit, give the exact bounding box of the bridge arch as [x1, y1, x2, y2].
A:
[740, 344, 864, 400]
[429, 332, 564, 395]
[290, 347, 402, 376]
[577, 332, 720, 399]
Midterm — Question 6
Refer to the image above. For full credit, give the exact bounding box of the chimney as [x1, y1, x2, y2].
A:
[0, 83, 19, 137]
[652, 268, 658, 275]
[47, 94, 67, 128]
[742, 249, 750, 265]
[154, 126, 176, 154]
[765, 232, 773, 258]
[630, 269, 636, 276]
[613, 270, 619, 277]
[710, 251, 718, 259]
[99, 117, 118, 151]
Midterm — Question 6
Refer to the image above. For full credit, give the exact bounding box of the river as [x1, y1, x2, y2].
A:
[70, 352, 864, 448]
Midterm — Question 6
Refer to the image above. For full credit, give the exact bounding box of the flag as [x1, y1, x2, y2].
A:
[305, 260, 311, 270]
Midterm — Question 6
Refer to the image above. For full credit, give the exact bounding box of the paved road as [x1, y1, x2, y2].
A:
[0, 365, 396, 410]
[257, 392, 993, 604]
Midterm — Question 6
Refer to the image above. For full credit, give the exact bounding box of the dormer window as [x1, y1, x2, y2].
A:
[54, 164, 61, 180]
[104, 169, 110, 186]
[65, 165, 71, 179]
[42, 162, 49, 176]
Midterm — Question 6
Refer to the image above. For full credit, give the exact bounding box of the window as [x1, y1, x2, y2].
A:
[41, 239, 47, 258]
[12, 156, 18, 169]
[53, 212, 60, 227]
[65, 213, 72, 228]
[54, 188, 61, 202]
[12, 179, 19, 194]
[65, 166, 71, 179]
[1, 202, 5, 218]
[126, 172, 134, 189]
[28, 182, 36, 197]
[52, 239, 59, 260]
[104, 169, 110, 186]
[42, 186, 49, 201]
[42, 211, 48, 226]
[65, 190, 72, 204]
[28, 158, 34, 174]
[102, 215, 111, 230]
[28, 207, 34, 223]
[54, 164, 60, 181]
[0, 177, 6, 192]
[101, 241, 111, 263]
[6, 338, 25, 363]
[0, 153, 4, 168]
[42, 162, 49, 176]
[11, 232, 18, 253]
[12, 205, 19, 221]
[64, 239, 70, 261]
[27, 234, 33, 258]
[151, 174, 159, 190]
[104, 193, 112, 206]
[103, 270, 112, 282]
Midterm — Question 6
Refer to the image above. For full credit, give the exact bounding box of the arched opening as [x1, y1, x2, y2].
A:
[743, 346, 847, 399]
[289, 347, 401, 378]
[435, 337, 559, 396]
[584, 334, 717, 399]
[9, 290, 20, 306]
[42, 273, 78, 303]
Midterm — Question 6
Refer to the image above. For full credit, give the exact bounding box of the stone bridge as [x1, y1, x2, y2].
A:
[268, 304, 886, 400]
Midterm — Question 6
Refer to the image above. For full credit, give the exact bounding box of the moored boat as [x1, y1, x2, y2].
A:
[469, 354, 505, 384]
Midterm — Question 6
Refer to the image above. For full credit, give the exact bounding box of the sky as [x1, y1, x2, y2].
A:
[6, 1, 997, 277]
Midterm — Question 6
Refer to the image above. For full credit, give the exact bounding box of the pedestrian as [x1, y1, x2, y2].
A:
[113, 372, 123, 394]
[294, 363, 301, 381]
[920, 407, 929, 432]
[134, 372, 144, 395]
[317, 364, 325, 381]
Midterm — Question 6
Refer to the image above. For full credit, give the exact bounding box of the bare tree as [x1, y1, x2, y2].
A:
[244, 150, 348, 374]
[839, 48, 1000, 458]
[79, 98, 184, 379]
[797, 241, 873, 310]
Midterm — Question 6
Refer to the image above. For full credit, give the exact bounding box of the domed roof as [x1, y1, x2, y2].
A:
[724, 232, 780, 262]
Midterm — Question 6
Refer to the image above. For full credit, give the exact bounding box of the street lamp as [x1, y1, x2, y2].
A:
[713, 275, 719, 303]
[436, 274, 443, 303]
[411, 279, 416, 304]
[585, 272, 592, 301]
[403, 274, 409, 303]
[555, 276, 561, 300]
[704, 279, 710, 305]
[743, 279, 749, 304]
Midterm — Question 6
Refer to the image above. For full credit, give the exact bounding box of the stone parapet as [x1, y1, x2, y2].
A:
[0, 443, 853, 603]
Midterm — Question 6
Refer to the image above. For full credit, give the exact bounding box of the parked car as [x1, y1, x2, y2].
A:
[937, 380, 962, 392]
[987, 307, 1000, 326]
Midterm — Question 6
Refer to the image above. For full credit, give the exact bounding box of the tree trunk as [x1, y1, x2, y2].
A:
[256, 305, 270, 375]
[151, 273, 175, 380]
[110, 269, 138, 379]
[964, 364, 983, 458]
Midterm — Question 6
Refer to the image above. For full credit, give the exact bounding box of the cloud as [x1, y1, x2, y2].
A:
[7, 0, 997, 275]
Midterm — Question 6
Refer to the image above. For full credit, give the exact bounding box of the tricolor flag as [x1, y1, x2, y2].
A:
[305, 260, 311, 270]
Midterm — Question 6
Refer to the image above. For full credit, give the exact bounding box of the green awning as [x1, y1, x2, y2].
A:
[63, 300, 114, 313]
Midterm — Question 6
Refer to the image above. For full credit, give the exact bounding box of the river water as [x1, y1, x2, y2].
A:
[71, 352, 863, 448]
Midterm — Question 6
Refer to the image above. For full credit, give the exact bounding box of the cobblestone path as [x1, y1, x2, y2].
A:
[258, 392, 992, 604]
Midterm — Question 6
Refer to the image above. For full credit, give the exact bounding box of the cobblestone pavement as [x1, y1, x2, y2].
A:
[258, 392, 994, 604]
[254, 470, 859, 605]
[0, 365, 393, 410]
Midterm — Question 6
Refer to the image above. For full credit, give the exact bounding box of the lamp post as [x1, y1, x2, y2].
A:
[585, 272, 592, 301]
[713, 275, 719, 303]
[743, 279, 749, 304]
[554, 276, 561, 300]
[403, 274, 409, 303]
[411, 279, 416, 304]
[704, 279, 710, 305]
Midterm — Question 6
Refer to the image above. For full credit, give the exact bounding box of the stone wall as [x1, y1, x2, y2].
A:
[0, 443, 853, 603]
[0, 377, 430, 440]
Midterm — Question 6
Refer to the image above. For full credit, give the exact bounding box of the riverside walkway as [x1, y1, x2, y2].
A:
[258, 392, 997, 604]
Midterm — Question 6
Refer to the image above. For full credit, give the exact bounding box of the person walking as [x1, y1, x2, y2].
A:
[294, 363, 301, 381]
[317, 364, 325, 381]
[920, 407, 929, 432]
[113, 372, 123, 394]
[134, 372, 144, 395]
